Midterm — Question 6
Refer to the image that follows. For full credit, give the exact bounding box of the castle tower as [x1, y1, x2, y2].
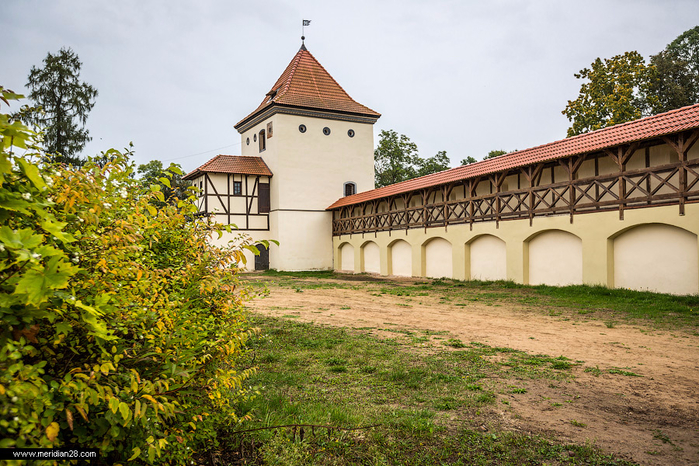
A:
[186, 44, 380, 271]
[233, 44, 381, 270]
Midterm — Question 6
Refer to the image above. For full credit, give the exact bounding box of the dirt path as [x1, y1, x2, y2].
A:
[244, 275, 699, 465]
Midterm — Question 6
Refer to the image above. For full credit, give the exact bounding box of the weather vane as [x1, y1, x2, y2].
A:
[302, 19, 311, 44]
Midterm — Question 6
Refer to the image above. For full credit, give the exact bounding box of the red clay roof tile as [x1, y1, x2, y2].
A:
[235, 45, 380, 129]
[183, 155, 272, 180]
[327, 103, 699, 210]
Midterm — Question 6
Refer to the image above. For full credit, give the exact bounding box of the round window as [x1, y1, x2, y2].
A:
[246, 137, 250, 145]
[323, 127, 331, 136]
[299, 124, 307, 133]
[347, 129, 355, 138]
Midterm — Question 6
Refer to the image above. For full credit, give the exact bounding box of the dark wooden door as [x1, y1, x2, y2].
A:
[254, 243, 269, 270]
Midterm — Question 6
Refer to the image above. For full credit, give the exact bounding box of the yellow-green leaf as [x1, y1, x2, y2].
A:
[128, 447, 141, 462]
[109, 397, 119, 414]
[118, 402, 130, 421]
[17, 158, 46, 190]
[46, 422, 59, 442]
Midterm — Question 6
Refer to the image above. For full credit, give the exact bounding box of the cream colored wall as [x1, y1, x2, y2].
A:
[528, 230, 583, 286]
[238, 112, 375, 270]
[269, 210, 334, 271]
[389, 239, 412, 277]
[333, 203, 699, 295]
[469, 234, 507, 281]
[240, 113, 374, 211]
[361, 241, 380, 274]
[613, 224, 698, 295]
[339, 242, 355, 272]
[423, 238, 453, 279]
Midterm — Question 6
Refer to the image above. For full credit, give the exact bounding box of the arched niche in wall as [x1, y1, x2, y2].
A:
[423, 237, 452, 279]
[469, 234, 506, 281]
[389, 239, 412, 277]
[612, 223, 698, 295]
[527, 230, 582, 286]
[339, 242, 355, 273]
[361, 241, 380, 274]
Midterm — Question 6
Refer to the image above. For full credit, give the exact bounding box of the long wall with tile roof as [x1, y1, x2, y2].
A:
[329, 106, 699, 295]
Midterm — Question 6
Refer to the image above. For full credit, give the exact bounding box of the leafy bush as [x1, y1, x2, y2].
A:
[0, 88, 258, 464]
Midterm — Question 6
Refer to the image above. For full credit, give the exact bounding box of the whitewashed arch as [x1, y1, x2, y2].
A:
[469, 234, 506, 281]
[613, 224, 698, 295]
[389, 239, 412, 277]
[361, 241, 380, 274]
[339, 242, 355, 272]
[528, 230, 582, 286]
[424, 237, 453, 279]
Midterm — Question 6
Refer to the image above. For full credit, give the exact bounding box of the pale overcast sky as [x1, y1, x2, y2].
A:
[2, 1, 698, 173]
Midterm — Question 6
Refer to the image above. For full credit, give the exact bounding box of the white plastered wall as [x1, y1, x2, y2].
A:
[423, 238, 453, 279]
[389, 240, 412, 277]
[469, 234, 507, 281]
[339, 242, 355, 272]
[239, 112, 375, 270]
[613, 224, 698, 295]
[528, 230, 583, 286]
[333, 203, 699, 295]
[361, 241, 380, 274]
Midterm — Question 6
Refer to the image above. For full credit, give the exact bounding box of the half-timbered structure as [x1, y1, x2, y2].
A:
[328, 104, 699, 295]
[185, 155, 272, 231]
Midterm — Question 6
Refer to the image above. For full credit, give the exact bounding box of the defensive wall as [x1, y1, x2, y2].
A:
[329, 106, 699, 295]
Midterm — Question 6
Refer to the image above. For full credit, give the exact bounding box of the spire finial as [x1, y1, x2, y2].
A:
[302, 19, 311, 46]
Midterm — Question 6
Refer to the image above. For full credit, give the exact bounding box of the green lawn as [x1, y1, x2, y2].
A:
[218, 315, 637, 465]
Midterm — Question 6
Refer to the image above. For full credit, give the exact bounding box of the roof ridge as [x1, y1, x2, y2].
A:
[328, 103, 699, 210]
[276, 48, 304, 100]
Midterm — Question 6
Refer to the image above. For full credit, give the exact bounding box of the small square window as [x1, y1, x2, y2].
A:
[233, 181, 242, 196]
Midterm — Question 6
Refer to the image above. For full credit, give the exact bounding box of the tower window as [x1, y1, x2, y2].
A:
[344, 181, 357, 197]
[258, 183, 270, 213]
[347, 129, 355, 138]
[299, 124, 307, 133]
[323, 127, 331, 136]
[259, 129, 266, 152]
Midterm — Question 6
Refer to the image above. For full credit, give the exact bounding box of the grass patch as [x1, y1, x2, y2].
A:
[607, 368, 643, 377]
[226, 315, 634, 465]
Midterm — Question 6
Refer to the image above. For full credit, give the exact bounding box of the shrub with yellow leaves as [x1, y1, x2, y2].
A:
[0, 88, 260, 464]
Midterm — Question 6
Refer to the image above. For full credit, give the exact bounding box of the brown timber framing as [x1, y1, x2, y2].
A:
[332, 130, 699, 236]
[200, 173, 270, 231]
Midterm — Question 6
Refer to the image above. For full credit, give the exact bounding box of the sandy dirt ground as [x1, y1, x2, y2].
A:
[243, 274, 699, 466]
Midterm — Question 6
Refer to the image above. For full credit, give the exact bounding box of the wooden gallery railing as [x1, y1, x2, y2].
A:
[332, 131, 699, 236]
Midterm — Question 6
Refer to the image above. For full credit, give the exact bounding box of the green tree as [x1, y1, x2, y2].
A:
[25, 48, 98, 166]
[416, 150, 450, 177]
[374, 130, 451, 187]
[460, 156, 477, 165]
[374, 130, 419, 187]
[666, 26, 699, 82]
[138, 159, 189, 206]
[483, 150, 507, 160]
[562, 51, 653, 137]
[647, 26, 699, 114]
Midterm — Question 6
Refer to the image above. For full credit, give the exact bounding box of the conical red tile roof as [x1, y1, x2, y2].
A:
[235, 45, 380, 129]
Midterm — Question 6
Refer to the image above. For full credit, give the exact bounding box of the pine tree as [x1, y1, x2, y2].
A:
[26, 47, 98, 166]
